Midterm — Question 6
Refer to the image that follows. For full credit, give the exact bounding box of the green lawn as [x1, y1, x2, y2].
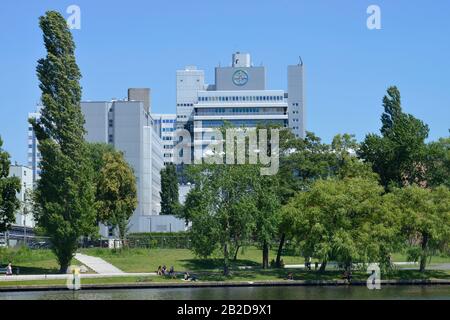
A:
[391, 252, 450, 265]
[1, 269, 450, 288]
[2, 246, 449, 277]
[79, 247, 307, 273]
[0, 247, 88, 274]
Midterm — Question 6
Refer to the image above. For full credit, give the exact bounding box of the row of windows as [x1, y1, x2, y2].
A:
[155, 119, 176, 123]
[164, 153, 173, 157]
[198, 95, 284, 103]
[195, 107, 287, 116]
[200, 119, 288, 128]
[177, 103, 194, 107]
[162, 128, 175, 132]
[292, 110, 300, 114]
[203, 107, 260, 114]
[292, 102, 300, 106]
[163, 145, 173, 149]
[163, 136, 173, 141]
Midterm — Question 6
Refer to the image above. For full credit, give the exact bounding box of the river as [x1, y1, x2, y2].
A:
[1, 285, 450, 300]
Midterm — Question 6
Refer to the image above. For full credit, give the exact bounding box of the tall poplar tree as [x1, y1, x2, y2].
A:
[359, 86, 429, 188]
[30, 11, 96, 273]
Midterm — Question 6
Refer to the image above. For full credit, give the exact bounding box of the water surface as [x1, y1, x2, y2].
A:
[1, 285, 450, 300]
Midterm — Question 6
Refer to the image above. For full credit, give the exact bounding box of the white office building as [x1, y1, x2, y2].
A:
[27, 108, 41, 183]
[8, 165, 35, 228]
[81, 88, 164, 234]
[152, 114, 176, 165]
[176, 52, 305, 153]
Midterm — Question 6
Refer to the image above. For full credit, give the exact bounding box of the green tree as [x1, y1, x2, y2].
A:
[0, 136, 21, 232]
[30, 11, 96, 273]
[160, 164, 180, 215]
[389, 185, 450, 272]
[96, 151, 138, 239]
[424, 136, 450, 188]
[87, 142, 114, 225]
[285, 177, 400, 272]
[359, 86, 429, 188]
[184, 162, 258, 275]
[274, 132, 376, 267]
[254, 175, 281, 269]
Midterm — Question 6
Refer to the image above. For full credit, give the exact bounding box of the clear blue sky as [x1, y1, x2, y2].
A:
[1, 0, 449, 165]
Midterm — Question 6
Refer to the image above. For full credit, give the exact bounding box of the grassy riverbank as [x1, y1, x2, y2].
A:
[79, 247, 307, 273]
[1, 269, 450, 289]
[2, 247, 450, 279]
[0, 247, 85, 274]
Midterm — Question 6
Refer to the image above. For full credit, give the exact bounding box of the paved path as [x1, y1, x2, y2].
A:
[74, 253, 124, 274]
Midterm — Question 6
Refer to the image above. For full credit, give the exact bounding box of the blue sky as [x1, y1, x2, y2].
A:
[0, 0, 449, 164]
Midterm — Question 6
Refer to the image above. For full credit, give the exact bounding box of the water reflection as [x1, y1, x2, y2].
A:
[1, 285, 450, 300]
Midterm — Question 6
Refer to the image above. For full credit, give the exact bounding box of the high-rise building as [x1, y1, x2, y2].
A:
[175, 52, 305, 161]
[8, 165, 35, 228]
[176, 52, 305, 145]
[80, 89, 163, 234]
[152, 114, 176, 165]
[27, 108, 41, 183]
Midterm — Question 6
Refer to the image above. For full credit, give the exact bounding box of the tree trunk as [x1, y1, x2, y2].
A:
[223, 243, 230, 276]
[233, 245, 240, 261]
[58, 255, 71, 274]
[419, 234, 429, 273]
[275, 233, 286, 268]
[262, 241, 269, 269]
[319, 260, 327, 273]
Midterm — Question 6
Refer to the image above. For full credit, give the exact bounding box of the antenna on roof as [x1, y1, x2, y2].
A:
[299, 56, 304, 66]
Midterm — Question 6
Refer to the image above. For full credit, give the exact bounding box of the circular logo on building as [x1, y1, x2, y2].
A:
[232, 70, 249, 86]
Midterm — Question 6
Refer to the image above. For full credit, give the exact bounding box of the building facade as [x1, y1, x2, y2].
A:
[176, 52, 305, 156]
[27, 108, 41, 183]
[81, 88, 163, 234]
[8, 165, 35, 228]
[152, 114, 176, 165]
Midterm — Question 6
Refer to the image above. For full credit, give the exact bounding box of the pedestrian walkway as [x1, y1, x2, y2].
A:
[74, 253, 124, 274]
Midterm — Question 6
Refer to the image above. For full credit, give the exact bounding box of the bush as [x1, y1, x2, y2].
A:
[127, 232, 191, 249]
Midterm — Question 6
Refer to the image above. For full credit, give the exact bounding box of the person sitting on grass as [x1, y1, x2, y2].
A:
[162, 265, 167, 275]
[342, 269, 353, 283]
[190, 274, 198, 282]
[157, 265, 162, 275]
[6, 262, 13, 276]
[183, 272, 198, 282]
[169, 266, 175, 279]
[286, 272, 294, 280]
